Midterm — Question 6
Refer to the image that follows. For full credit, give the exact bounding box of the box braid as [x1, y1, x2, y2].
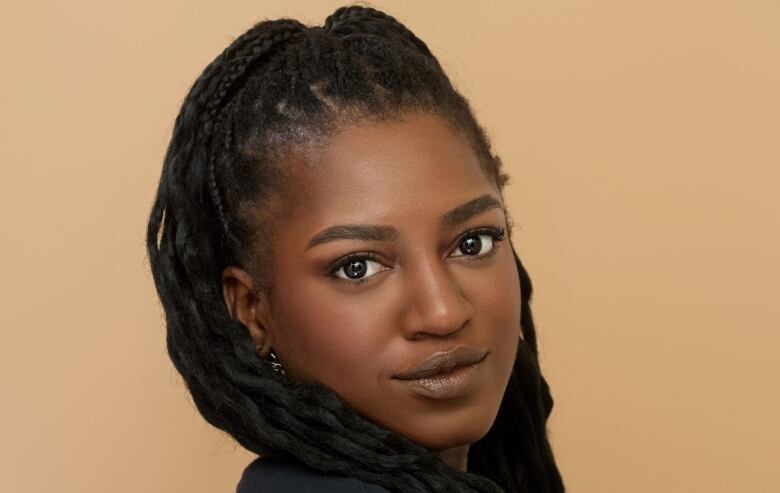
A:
[146, 6, 564, 493]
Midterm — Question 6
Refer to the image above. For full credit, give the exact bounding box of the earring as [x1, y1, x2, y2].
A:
[264, 348, 287, 376]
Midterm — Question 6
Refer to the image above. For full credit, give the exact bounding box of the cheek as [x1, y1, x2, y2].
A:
[465, 248, 522, 370]
[269, 274, 391, 390]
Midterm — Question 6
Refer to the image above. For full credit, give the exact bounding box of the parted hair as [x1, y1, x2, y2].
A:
[146, 5, 565, 493]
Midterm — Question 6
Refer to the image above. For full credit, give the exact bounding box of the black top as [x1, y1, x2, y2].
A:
[236, 455, 392, 492]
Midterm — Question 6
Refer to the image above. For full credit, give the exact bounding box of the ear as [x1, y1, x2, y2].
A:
[221, 266, 275, 357]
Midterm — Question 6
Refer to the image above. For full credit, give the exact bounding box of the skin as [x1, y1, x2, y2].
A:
[222, 111, 522, 472]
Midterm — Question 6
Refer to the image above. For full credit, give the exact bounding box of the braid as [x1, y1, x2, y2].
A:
[203, 20, 306, 254]
[324, 6, 437, 60]
[147, 6, 564, 492]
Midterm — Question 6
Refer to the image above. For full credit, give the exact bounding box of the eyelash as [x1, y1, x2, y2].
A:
[325, 226, 507, 286]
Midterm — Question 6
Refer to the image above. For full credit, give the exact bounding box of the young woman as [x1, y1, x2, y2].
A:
[146, 5, 565, 493]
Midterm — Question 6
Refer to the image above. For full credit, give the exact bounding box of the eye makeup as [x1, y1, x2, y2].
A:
[324, 225, 507, 286]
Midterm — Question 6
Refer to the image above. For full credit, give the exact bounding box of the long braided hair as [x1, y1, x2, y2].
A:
[146, 6, 565, 493]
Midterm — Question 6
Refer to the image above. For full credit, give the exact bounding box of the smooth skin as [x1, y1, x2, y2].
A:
[222, 111, 522, 472]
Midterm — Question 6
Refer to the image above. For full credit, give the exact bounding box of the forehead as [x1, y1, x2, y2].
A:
[282, 112, 498, 226]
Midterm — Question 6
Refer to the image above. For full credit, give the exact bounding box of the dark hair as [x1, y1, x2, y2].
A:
[146, 5, 564, 493]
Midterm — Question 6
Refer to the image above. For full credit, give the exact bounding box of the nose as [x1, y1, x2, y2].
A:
[399, 256, 474, 339]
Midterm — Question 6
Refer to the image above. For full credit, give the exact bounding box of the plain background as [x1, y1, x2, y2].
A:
[1, 1, 778, 492]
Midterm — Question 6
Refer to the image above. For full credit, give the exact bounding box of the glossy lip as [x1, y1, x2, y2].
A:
[392, 345, 489, 380]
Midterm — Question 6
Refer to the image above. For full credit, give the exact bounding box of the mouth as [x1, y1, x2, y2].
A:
[393, 345, 489, 380]
[392, 346, 489, 400]
[393, 356, 488, 400]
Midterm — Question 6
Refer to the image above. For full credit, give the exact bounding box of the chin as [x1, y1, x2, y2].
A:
[403, 404, 498, 452]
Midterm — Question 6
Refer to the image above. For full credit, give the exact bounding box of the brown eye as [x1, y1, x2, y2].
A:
[343, 259, 368, 279]
[458, 235, 483, 256]
[328, 253, 389, 283]
[450, 227, 506, 259]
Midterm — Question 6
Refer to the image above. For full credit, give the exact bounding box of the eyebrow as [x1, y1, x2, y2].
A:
[305, 194, 503, 250]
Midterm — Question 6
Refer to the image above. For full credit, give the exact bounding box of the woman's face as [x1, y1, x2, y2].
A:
[225, 111, 521, 456]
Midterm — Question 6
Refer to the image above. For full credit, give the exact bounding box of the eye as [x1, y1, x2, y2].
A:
[325, 226, 506, 286]
[450, 226, 506, 259]
[327, 252, 389, 284]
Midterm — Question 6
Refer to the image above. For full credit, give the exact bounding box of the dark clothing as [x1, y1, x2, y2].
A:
[236, 455, 392, 492]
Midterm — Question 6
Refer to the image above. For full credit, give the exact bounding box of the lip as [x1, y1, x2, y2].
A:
[392, 346, 489, 400]
[393, 345, 489, 380]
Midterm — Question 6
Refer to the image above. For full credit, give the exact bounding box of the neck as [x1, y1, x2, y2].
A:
[433, 444, 469, 472]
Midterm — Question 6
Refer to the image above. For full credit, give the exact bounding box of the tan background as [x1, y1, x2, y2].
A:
[1, 0, 778, 492]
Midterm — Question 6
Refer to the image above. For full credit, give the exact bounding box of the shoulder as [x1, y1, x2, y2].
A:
[236, 455, 391, 493]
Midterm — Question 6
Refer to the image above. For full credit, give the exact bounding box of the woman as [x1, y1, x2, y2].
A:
[146, 5, 565, 493]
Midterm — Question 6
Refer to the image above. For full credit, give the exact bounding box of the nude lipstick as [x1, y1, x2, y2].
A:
[392, 345, 488, 400]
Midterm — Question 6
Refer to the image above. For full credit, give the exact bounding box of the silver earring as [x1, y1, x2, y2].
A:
[265, 349, 287, 376]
